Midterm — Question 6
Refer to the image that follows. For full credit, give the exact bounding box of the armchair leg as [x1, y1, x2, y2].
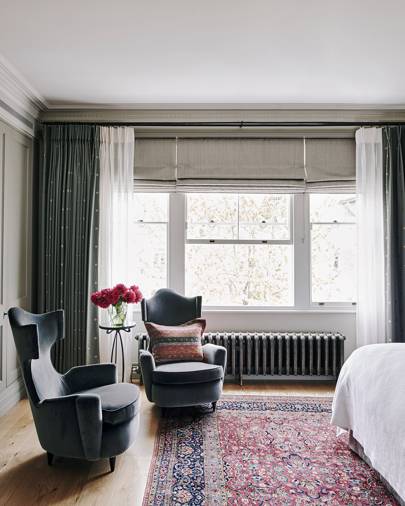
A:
[47, 452, 54, 466]
[212, 402, 217, 412]
[109, 457, 116, 473]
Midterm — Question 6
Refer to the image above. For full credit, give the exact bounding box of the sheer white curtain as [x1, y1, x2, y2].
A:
[356, 127, 386, 347]
[98, 127, 135, 379]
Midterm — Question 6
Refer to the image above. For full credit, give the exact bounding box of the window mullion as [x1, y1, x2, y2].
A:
[237, 194, 240, 240]
[186, 239, 292, 245]
[293, 193, 311, 309]
[168, 192, 186, 294]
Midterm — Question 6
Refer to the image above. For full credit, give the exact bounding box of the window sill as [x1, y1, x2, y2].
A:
[131, 307, 356, 315]
[201, 307, 356, 314]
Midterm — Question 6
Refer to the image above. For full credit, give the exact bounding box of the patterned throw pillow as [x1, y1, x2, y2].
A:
[145, 319, 206, 364]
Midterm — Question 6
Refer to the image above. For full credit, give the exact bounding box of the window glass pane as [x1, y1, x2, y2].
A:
[186, 244, 293, 306]
[130, 193, 168, 300]
[130, 223, 167, 299]
[310, 194, 356, 223]
[239, 194, 290, 240]
[133, 193, 169, 222]
[310, 193, 356, 303]
[311, 223, 356, 302]
[187, 193, 237, 239]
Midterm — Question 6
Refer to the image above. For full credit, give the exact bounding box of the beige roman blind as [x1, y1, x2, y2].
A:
[133, 136, 356, 192]
[134, 138, 177, 184]
[305, 138, 356, 190]
[176, 138, 305, 191]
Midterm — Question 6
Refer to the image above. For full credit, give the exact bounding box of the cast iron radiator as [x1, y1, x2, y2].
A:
[135, 332, 345, 384]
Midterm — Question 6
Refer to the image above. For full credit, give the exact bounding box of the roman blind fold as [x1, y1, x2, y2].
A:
[134, 138, 177, 182]
[305, 138, 356, 189]
[176, 138, 305, 190]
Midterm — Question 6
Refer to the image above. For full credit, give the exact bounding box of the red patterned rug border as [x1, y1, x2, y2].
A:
[217, 393, 334, 401]
[143, 419, 165, 506]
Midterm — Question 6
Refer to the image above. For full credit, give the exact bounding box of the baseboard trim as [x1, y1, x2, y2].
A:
[0, 377, 25, 416]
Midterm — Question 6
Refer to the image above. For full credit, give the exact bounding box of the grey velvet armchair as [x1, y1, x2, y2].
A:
[8, 307, 141, 472]
[139, 289, 226, 412]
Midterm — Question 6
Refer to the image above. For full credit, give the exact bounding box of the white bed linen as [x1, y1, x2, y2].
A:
[331, 343, 405, 500]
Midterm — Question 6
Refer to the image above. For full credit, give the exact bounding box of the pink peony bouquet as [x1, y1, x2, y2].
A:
[91, 283, 143, 309]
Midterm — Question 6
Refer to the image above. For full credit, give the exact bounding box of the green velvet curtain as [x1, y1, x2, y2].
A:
[383, 126, 405, 343]
[38, 124, 100, 371]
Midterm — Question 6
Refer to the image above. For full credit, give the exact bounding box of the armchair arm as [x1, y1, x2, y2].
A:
[203, 343, 227, 374]
[64, 363, 117, 392]
[139, 350, 155, 402]
[37, 393, 102, 460]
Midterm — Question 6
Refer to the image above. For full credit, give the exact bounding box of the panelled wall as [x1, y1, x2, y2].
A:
[0, 119, 33, 415]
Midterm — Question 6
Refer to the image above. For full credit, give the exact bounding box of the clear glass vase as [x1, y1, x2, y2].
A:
[108, 302, 128, 326]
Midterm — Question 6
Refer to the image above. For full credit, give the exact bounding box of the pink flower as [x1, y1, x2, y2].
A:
[129, 285, 143, 302]
[123, 289, 136, 303]
[114, 283, 127, 295]
[97, 296, 110, 309]
[133, 287, 143, 303]
[90, 290, 111, 308]
[110, 287, 121, 305]
[90, 291, 100, 305]
[91, 283, 143, 308]
[100, 288, 113, 304]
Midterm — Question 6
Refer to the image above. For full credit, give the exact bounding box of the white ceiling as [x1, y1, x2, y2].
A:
[1, 0, 405, 106]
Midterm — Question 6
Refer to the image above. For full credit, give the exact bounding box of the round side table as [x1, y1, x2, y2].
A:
[99, 322, 136, 382]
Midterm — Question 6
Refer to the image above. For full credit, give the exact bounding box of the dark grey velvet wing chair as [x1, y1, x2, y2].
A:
[8, 307, 141, 472]
[139, 289, 226, 412]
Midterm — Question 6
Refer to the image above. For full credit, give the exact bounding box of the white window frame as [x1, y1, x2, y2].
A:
[133, 193, 170, 295]
[308, 194, 357, 309]
[186, 194, 293, 246]
[184, 193, 294, 309]
[133, 191, 356, 312]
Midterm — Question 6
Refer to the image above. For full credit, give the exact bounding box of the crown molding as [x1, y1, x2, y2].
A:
[0, 53, 47, 136]
[44, 101, 405, 111]
[0, 61, 401, 138]
[1, 47, 405, 137]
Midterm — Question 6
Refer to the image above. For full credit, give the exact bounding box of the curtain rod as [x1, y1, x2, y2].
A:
[42, 121, 404, 128]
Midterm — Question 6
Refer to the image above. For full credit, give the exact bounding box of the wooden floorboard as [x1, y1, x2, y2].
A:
[0, 383, 334, 505]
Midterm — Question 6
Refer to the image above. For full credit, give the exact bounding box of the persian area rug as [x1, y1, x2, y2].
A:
[143, 396, 397, 506]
